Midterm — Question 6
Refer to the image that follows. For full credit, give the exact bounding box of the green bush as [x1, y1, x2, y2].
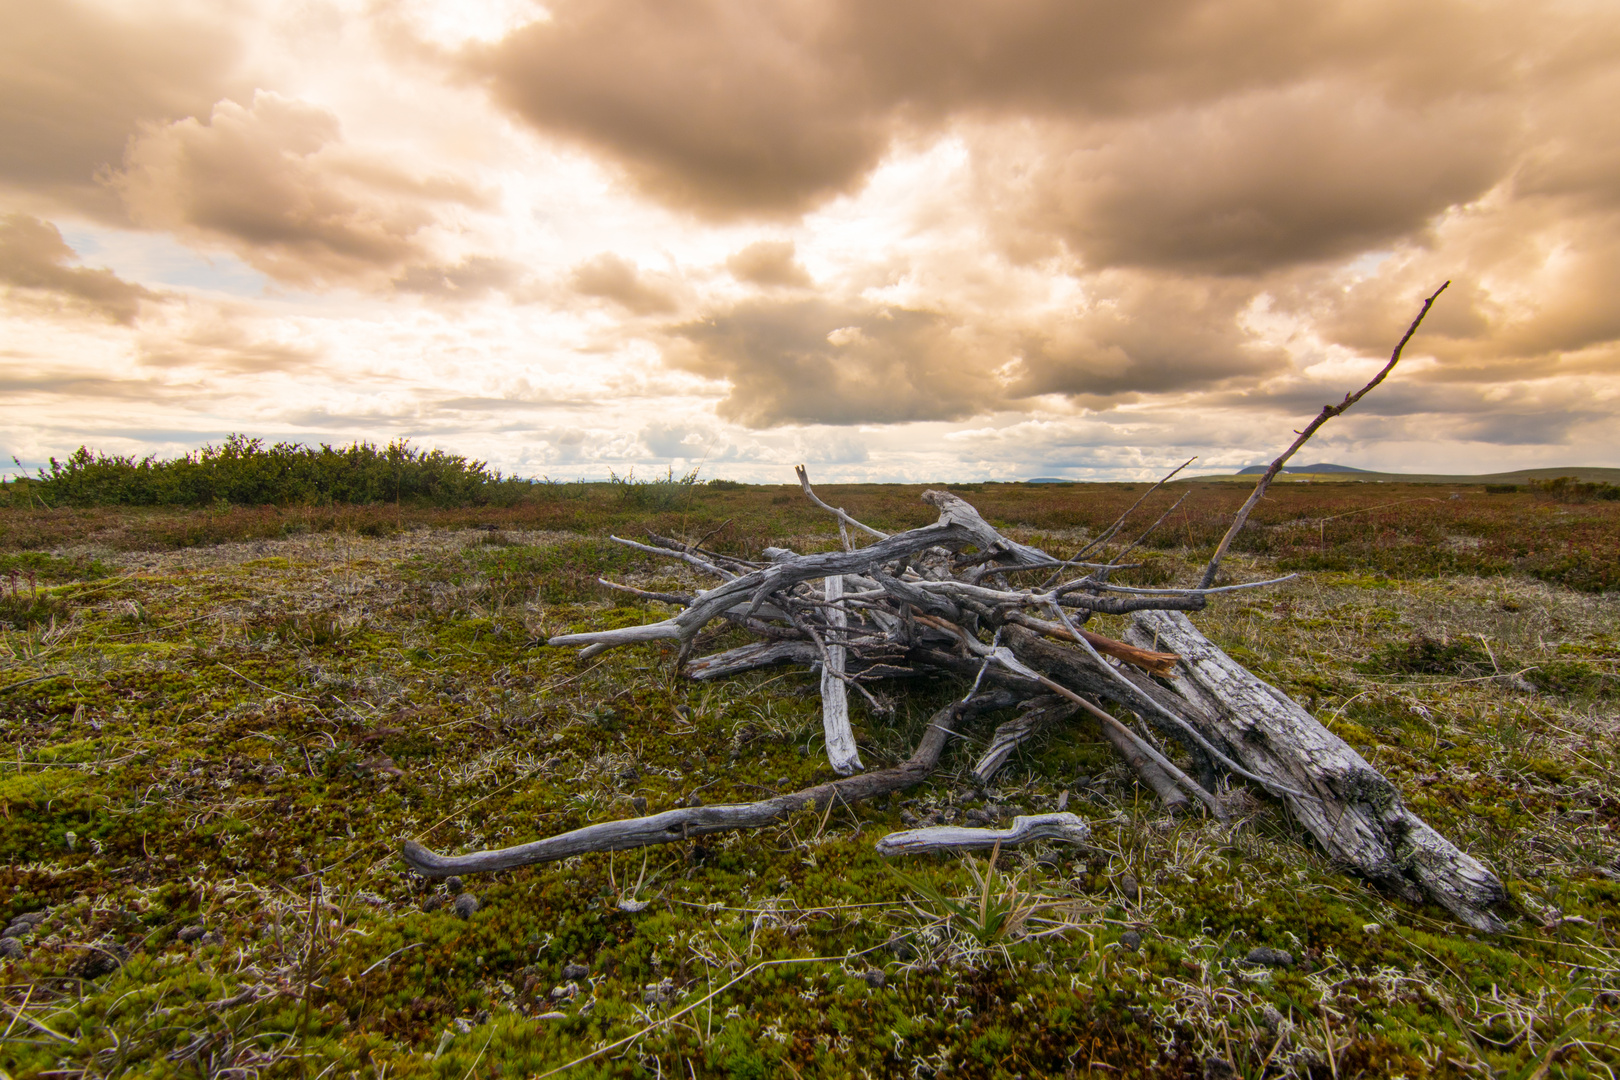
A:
[1531, 476, 1620, 501]
[607, 466, 702, 510]
[10, 435, 528, 508]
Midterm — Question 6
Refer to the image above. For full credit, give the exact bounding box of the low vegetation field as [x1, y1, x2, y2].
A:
[2, 478, 1617, 1078]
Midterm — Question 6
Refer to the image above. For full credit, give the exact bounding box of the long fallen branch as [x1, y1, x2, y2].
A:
[401, 692, 1018, 877]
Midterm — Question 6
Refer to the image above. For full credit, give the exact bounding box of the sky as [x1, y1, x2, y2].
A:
[3, 0, 1619, 483]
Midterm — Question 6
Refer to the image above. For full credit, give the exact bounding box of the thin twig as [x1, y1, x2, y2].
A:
[1199, 282, 1448, 589]
[1041, 457, 1195, 588]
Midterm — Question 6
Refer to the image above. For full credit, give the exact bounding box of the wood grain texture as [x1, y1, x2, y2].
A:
[1127, 609, 1507, 932]
[874, 812, 1092, 856]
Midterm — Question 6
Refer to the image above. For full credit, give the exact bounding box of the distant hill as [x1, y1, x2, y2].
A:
[1026, 477, 1075, 484]
[1235, 463, 1371, 475]
[1198, 465, 1620, 485]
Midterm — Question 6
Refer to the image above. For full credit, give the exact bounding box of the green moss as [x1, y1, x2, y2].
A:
[0, 768, 90, 805]
[1, 507, 1617, 1080]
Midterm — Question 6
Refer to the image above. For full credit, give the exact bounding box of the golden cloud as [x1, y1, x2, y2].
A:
[114, 92, 485, 286]
[726, 240, 812, 288]
[0, 0, 246, 220]
[666, 298, 1008, 426]
[569, 253, 680, 315]
[0, 213, 158, 324]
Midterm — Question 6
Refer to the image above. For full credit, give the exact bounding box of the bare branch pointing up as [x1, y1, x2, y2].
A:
[1198, 281, 1449, 590]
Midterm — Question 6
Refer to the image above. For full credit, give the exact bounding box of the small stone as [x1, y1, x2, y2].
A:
[631, 797, 648, 815]
[617, 766, 641, 782]
[12, 911, 48, 927]
[561, 962, 590, 980]
[964, 808, 994, 826]
[1118, 874, 1141, 904]
[899, 811, 919, 827]
[453, 893, 479, 919]
[421, 895, 444, 913]
[64, 831, 78, 852]
[686, 794, 702, 808]
[1119, 931, 1142, 951]
[200, 932, 219, 946]
[176, 924, 206, 943]
[2, 924, 31, 940]
[1243, 946, 1294, 968]
[0, 937, 23, 960]
[1203, 1057, 1238, 1080]
[445, 876, 464, 892]
[861, 969, 886, 988]
[75, 943, 129, 979]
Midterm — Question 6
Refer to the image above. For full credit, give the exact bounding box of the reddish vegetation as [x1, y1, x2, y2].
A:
[2, 480, 1614, 591]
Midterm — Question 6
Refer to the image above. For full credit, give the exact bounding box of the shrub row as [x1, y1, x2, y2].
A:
[5, 436, 531, 509]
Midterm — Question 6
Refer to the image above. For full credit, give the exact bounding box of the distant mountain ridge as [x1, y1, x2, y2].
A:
[1235, 463, 1371, 475]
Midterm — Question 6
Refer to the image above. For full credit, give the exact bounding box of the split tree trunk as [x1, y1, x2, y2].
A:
[1126, 610, 1508, 932]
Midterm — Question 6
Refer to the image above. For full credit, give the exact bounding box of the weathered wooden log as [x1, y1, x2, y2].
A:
[685, 640, 818, 680]
[1097, 719, 1190, 814]
[401, 692, 1022, 877]
[819, 573, 863, 774]
[1127, 609, 1507, 932]
[972, 697, 1076, 783]
[875, 813, 1091, 856]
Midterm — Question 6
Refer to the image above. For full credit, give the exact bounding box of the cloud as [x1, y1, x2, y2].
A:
[114, 91, 485, 286]
[469, 0, 1566, 226]
[0, 371, 189, 402]
[0, 0, 245, 219]
[667, 298, 1008, 426]
[135, 315, 324, 375]
[641, 421, 709, 458]
[0, 213, 159, 323]
[569, 253, 679, 315]
[392, 255, 524, 299]
[726, 240, 812, 287]
[976, 86, 1516, 275]
[1009, 273, 1287, 399]
[473, 2, 889, 218]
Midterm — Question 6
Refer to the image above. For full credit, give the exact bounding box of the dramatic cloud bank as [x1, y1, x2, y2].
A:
[3, 0, 1617, 480]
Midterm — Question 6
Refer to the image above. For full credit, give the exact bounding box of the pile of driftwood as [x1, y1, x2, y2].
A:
[404, 283, 1507, 933]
